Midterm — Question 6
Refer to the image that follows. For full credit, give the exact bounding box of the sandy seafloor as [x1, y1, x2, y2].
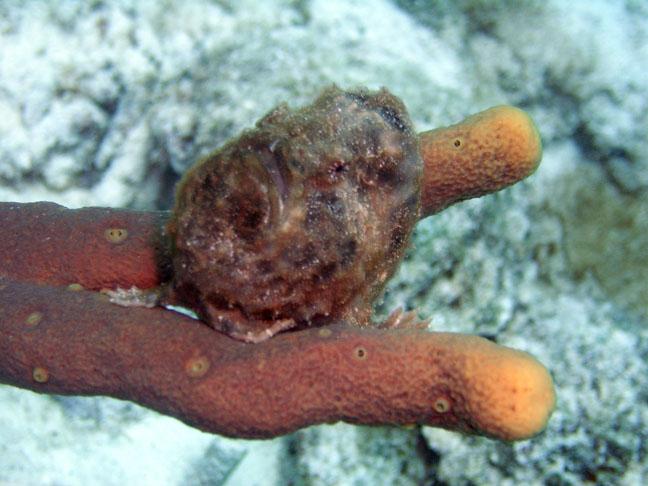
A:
[1, 1, 647, 484]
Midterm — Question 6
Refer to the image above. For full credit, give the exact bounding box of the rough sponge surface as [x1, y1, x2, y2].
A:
[456, 339, 556, 440]
[419, 106, 541, 216]
[0, 277, 554, 441]
[0, 202, 170, 290]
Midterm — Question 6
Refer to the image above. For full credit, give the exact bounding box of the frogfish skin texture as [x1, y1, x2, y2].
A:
[167, 87, 423, 342]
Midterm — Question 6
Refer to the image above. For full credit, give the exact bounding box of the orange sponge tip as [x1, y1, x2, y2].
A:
[467, 342, 556, 440]
[419, 105, 542, 216]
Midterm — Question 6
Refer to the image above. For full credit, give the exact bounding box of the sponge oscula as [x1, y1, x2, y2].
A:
[419, 105, 542, 216]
